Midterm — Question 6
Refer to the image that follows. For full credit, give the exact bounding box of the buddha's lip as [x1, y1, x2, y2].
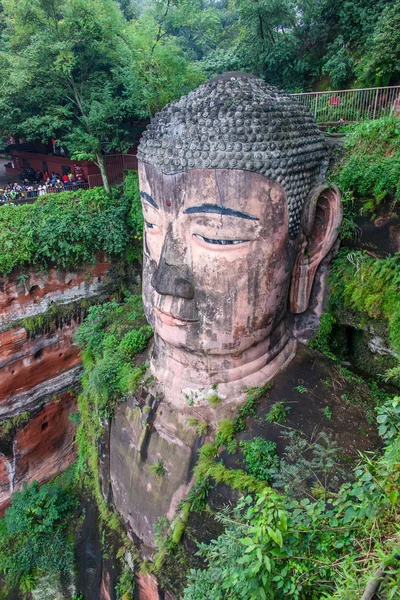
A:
[154, 307, 199, 326]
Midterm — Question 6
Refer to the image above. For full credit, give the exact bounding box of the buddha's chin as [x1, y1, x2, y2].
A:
[153, 315, 200, 351]
[153, 319, 271, 358]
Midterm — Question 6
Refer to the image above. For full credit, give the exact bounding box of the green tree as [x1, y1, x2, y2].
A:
[357, 1, 400, 85]
[0, 0, 136, 191]
[0, 0, 204, 190]
[232, 0, 296, 80]
[118, 12, 205, 118]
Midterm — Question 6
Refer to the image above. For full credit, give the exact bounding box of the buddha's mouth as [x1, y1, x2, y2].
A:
[154, 307, 199, 326]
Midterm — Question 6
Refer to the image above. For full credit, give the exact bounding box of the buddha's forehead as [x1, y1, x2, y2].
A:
[137, 72, 327, 237]
[139, 162, 288, 229]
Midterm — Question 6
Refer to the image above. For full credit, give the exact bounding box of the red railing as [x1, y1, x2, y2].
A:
[88, 154, 138, 188]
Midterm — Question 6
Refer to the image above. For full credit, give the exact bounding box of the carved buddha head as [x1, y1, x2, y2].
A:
[137, 73, 341, 390]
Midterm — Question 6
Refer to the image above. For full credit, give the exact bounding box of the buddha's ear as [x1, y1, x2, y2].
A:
[289, 184, 342, 314]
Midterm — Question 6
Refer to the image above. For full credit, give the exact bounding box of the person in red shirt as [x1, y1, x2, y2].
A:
[62, 173, 70, 189]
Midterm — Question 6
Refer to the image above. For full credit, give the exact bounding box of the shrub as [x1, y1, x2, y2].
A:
[196, 421, 208, 436]
[265, 401, 291, 424]
[215, 419, 237, 453]
[332, 117, 400, 215]
[0, 477, 77, 593]
[240, 437, 279, 481]
[149, 460, 167, 477]
[74, 293, 152, 410]
[0, 173, 141, 276]
[118, 327, 153, 359]
[376, 396, 400, 443]
[183, 415, 400, 600]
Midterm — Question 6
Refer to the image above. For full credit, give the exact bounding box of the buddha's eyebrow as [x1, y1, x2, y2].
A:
[183, 204, 259, 221]
[140, 190, 159, 209]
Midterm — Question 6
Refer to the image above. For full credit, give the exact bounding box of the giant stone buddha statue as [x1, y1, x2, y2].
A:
[137, 72, 342, 408]
[109, 72, 343, 553]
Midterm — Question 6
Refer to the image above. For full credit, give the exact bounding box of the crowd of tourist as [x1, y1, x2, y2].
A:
[0, 168, 86, 205]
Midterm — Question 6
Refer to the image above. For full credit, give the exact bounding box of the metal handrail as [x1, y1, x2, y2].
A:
[291, 85, 400, 95]
[0, 182, 89, 206]
[290, 85, 400, 124]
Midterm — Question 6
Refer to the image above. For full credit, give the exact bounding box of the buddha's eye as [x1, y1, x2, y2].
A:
[194, 234, 249, 245]
[145, 220, 158, 230]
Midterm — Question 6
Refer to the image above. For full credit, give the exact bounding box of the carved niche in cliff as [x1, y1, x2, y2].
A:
[138, 72, 343, 405]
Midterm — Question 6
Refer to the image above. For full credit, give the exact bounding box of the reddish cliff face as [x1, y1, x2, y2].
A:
[0, 325, 80, 413]
[0, 259, 112, 324]
[0, 258, 117, 512]
[136, 574, 163, 600]
[0, 391, 77, 513]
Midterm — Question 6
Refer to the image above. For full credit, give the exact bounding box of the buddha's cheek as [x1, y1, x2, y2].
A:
[191, 256, 254, 348]
[192, 242, 290, 352]
[192, 245, 248, 310]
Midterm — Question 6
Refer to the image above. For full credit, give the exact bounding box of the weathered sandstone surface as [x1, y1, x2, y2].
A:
[0, 258, 117, 512]
[0, 259, 112, 325]
[0, 325, 80, 413]
[0, 391, 77, 513]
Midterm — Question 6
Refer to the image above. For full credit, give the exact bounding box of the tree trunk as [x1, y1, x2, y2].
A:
[96, 153, 110, 193]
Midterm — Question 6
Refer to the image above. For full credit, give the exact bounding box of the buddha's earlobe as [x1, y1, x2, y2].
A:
[289, 184, 342, 314]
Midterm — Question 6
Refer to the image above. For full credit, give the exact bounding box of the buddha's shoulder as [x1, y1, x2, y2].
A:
[242, 342, 381, 457]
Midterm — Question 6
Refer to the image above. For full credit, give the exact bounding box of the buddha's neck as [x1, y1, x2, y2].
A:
[150, 321, 297, 408]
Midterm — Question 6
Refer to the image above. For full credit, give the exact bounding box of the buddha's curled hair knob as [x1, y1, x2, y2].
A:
[138, 72, 328, 237]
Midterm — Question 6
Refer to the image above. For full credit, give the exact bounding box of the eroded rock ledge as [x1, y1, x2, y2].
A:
[0, 257, 130, 512]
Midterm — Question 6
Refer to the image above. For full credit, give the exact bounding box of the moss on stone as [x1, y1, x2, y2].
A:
[351, 329, 397, 377]
[0, 411, 31, 442]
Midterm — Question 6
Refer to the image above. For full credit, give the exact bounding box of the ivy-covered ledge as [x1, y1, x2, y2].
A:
[0, 173, 143, 328]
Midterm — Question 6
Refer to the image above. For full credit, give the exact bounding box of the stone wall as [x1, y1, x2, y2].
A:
[0, 258, 117, 513]
[0, 391, 77, 511]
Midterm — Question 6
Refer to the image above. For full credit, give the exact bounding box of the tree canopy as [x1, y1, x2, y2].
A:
[0, 0, 204, 189]
[0, 0, 398, 190]
[131, 0, 398, 90]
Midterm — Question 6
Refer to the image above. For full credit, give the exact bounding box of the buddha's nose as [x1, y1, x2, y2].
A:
[151, 229, 194, 299]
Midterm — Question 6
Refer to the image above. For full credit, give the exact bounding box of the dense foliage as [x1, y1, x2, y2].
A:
[129, 0, 398, 91]
[357, 1, 400, 86]
[0, 0, 398, 165]
[239, 437, 279, 481]
[314, 117, 400, 383]
[0, 173, 139, 276]
[330, 250, 400, 356]
[74, 293, 152, 411]
[310, 249, 400, 385]
[73, 293, 152, 527]
[183, 417, 400, 599]
[0, 0, 204, 189]
[0, 473, 77, 594]
[179, 387, 400, 600]
[333, 117, 400, 216]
